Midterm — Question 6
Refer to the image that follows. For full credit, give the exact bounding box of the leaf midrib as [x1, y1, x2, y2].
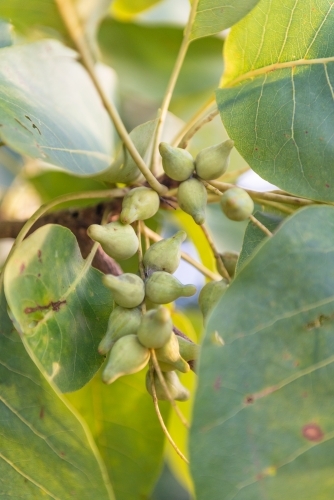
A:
[223, 55, 334, 88]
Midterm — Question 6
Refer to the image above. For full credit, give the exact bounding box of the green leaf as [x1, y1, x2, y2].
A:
[111, 0, 162, 20]
[190, 205, 334, 498]
[0, 289, 114, 499]
[190, 0, 260, 40]
[66, 369, 170, 500]
[217, 0, 334, 201]
[98, 19, 223, 103]
[4, 224, 113, 392]
[236, 211, 283, 273]
[0, 19, 13, 48]
[0, 40, 113, 175]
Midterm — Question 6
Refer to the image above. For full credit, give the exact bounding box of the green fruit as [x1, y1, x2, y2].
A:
[159, 142, 194, 181]
[102, 334, 150, 384]
[145, 370, 190, 401]
[102, 273, 145, 308]
[145, 271, 196, 304]
[98, 306, 142, 355]
[177, 178, 207, 225]
[87, 221, 139, 261]
[195, 139, 234, 180]
[143, 230, 186, 275]
[137, 306, 172, 349]
[177, 336, 200, 361]
[220, 187, 254, 221]
[199, 279, 228, 322]
[219, 251, 238, 278]
[155, 333, 190, 373]
[120, 187, 160, 225]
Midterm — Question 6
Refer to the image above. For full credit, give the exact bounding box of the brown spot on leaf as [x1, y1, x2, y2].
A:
[24, 300, 66, 314]
[37, 250, 42, 263]
[39, 406, 44, 419]
[326, 183, 330, 188]
[245, 395, 254, 404]
[213, 376, 221, 391]
[19, 263, 25, 274]
[302, 423, 324, 442]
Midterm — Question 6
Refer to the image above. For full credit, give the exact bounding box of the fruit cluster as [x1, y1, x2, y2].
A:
[159, 140, 254, 224]
[88, 190, 200, 401]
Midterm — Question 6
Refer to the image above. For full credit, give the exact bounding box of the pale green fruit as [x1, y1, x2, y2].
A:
[102, 334, 150, 384]
[195, 139, 234, 180]
[145, 370, 190, 401]
[143, 230, 186, 275]
[219, 251, 238, 278]
[177, 336, 200, 361]
[120, 187, 160, 225]
[199, 279, 228, 322]
[159, 142, 194, 181]
[177, 178, 207, 225]
[220, 187, 254, 221]
[155, 333, 190, 373]
[87, 221, 139, 261]
[98, 306, 142, 355]
[102, 273, 145, 308]
[145, 271, 196, 304]
[137, 306, 172, 349]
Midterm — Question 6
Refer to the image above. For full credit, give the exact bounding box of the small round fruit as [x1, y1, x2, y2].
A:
[87, 221, 138, 261]
[145, 271, 196, 304]
[145, 370, 190, 401]
[120, 187, 160, 225]
[159, 142, 194, 181]
[137, 306, 172, 349]
[143, 230, 186, 275]
[177, 178, 207, 225]
[195, 139, 234, 180]
[220, 187, 254, 221]
[102, 273, 145, 308]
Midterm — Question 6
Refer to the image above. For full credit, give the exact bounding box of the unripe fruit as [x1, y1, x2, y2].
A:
[102, 334, 150, 384]
[177, 336, 200, 361]
[137, 306, 172, 349]
[87, 221, 139, 261]
[220, 187, 254, 221]
[102, 273, 145, 308]
[145, 271, 196, 304]
[120, 187, 160, 225]
[145, 370, 190, 401]
[199, 279, 228, 322]
[98, 306, 142, 355]
[159, 142, 194, 181]
[177, 178, 207, 225]
[143, 230, 186, 275]
[155, 333, 190, 373]
[195, 139, 234, 180]
[219, 251, 238, 278]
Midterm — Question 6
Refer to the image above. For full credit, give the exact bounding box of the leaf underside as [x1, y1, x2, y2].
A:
[190, 206, 334, 499]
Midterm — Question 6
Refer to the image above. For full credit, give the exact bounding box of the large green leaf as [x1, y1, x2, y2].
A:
[4, 224, 113, 392]
[0, 289, 114, 499]
[236, 211, 282, 273]
[217, 0, 334, 202]
[98, 19, 223, 103]
[190, 0, 260, 40]
[0, 40, 113, 174]
[190, 206, 334, 499]
[67, 369, 170, 500]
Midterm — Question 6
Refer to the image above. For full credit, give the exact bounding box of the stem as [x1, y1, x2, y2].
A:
[207, 180, 315, 207]
[0, 188, 126, 291]
[200, 224, 231, 281]
[84, 208, 111, 266]
[178, 107, 219, 149]
[142, 225, 221, 281]
[249, 214, 273, 237]
[149, 361, 189, 464]
[150, 349, 189, 429]
[253, 198, 295, 214]
[54, 0, 167, 196]
[171, 96, 216, 148]
[151, 0, 200, 172]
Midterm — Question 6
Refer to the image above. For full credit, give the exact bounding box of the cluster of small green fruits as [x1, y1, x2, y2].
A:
[87, 139, 254, 402]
